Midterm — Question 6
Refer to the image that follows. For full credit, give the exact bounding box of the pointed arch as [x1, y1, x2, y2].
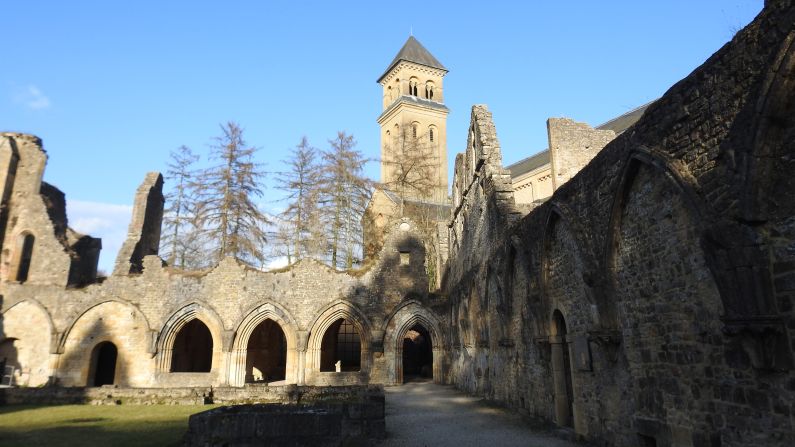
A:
[156, 302, 224, 374]
[229, 301, 299, 386]
[306, 300, 372, 381]
[383, 300, 445, 384]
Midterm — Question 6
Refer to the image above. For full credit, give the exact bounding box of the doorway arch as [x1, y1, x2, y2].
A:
[89, 341, 118, 386]
[401, 324, 433, 382]
[245, 319, 287, 382]
[384, 301, 445, 384]
[170, 319, 213, 372]
[551, 309, 573, 428]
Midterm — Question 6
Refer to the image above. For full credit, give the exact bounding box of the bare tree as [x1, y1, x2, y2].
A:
[275, 137, 320, 262]
[382, 126, 442, 212]
[160, 145, 201, 268]
[318, 131, 371, 269]
[195, 122, 270, 265]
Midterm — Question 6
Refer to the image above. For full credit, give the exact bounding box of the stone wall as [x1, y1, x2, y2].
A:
[442, 2, 795, 446]
[547, 118, 616, 190]
[1, 204, 448, 389]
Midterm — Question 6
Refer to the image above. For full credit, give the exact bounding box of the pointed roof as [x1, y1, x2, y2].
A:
[377, 36, 447, 83]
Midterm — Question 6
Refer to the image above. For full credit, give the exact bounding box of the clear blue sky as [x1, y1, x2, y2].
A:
[1, 0, 762, 271]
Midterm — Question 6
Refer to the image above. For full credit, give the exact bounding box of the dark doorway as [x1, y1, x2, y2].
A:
[246, 319, 287, 383]
[320, 318, 361, 372]
[552, 310, 574, 427]
[90, 342, 117, 386]
[171, 319, 213, 372]
[0, 338, 20, 386]
[402, 324, 433, 382]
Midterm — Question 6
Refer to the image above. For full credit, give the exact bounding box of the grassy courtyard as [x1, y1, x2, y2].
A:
[0, 404, 217, 447]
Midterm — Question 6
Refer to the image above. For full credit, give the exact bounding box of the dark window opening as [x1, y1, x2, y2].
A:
[402, 324, 433, 382]
[16, 234, 35, 282]
[429, 128, 434, 142]
[412, 125, 417, 138]
[90, 342, 117, 386]
[171, 319, 213, 372]
[246, 319, 287, 383]
[320, 318, 361, 372]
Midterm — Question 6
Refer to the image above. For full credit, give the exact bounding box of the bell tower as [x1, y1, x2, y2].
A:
[377, 36, 449, 203]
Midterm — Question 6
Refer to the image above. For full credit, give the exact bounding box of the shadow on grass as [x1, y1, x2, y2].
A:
[0, 404, 215, 447]
[0, 423, 187, 447]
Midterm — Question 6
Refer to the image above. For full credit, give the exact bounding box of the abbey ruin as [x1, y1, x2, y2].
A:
[2, 2, 795, 446]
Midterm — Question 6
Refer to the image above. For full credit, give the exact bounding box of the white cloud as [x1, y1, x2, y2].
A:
[13, 84, 51, 110]
[67, 200, 132, 274]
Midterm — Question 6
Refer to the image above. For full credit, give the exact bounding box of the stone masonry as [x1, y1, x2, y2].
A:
[1, 2, 794, 447]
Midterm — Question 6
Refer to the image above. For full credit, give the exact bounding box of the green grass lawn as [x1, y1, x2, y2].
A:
[0, 404, 218, 447]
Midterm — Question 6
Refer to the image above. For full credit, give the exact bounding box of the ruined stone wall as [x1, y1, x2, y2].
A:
[1, 212, 448, 390]
[442, 3, 795, 446]
[547, 118, 616, 190]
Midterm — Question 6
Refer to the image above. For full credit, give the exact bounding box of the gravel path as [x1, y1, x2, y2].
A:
[379, 381, 577, 447]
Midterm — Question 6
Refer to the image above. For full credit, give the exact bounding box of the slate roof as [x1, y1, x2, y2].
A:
[377, 36, 447, 83]
[506, 101, 655, 178]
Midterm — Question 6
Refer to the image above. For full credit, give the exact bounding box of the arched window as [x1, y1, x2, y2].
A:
[409, 78, 419, 96]
[320, 318, 361, 372]
[425, 82, 435, 100]
[16, 233, 35, 282]
[429, 127, 435, 142]
[171, 319, 213, 372]
[412, 124, 418, 138]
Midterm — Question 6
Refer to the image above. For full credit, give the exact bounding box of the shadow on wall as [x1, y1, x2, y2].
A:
[0, 296, 22, 387]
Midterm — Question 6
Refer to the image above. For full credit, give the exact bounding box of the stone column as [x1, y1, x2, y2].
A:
[550, 334, 571, 427]
[296, 330, 308, 385]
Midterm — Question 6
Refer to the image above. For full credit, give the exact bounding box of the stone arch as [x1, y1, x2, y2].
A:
[306, 300, 372, 381]
[58, 300, 151, 386]
[541, 204, 605, 333]
[0, 299, 53, 386]
[383, 300, 445, 384]
[156, 302, 225, 375]
[743, 31, 795, 222]
[608, 154, 727, 430]
[229, 302, 299, 386]
[58, 298, 153, 354]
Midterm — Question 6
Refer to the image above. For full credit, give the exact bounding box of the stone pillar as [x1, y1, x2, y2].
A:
[296, 330, 308, 385]
[550, 334, 572, 427]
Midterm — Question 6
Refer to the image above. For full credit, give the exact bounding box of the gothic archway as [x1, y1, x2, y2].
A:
[245, 319, 287, 382]
[401, 324, 433, 382]
[171, 319, 213, 373]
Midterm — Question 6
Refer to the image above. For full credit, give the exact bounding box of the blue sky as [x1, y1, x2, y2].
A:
[1, 0, 762, 271]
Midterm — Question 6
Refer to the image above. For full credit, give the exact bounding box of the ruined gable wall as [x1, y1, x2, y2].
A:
[0, 134, 73, 286]
[547, 118, 616, 190]
[442, 3, 795, 445]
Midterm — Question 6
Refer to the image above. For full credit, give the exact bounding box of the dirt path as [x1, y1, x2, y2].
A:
[379, 381, 577, 447]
